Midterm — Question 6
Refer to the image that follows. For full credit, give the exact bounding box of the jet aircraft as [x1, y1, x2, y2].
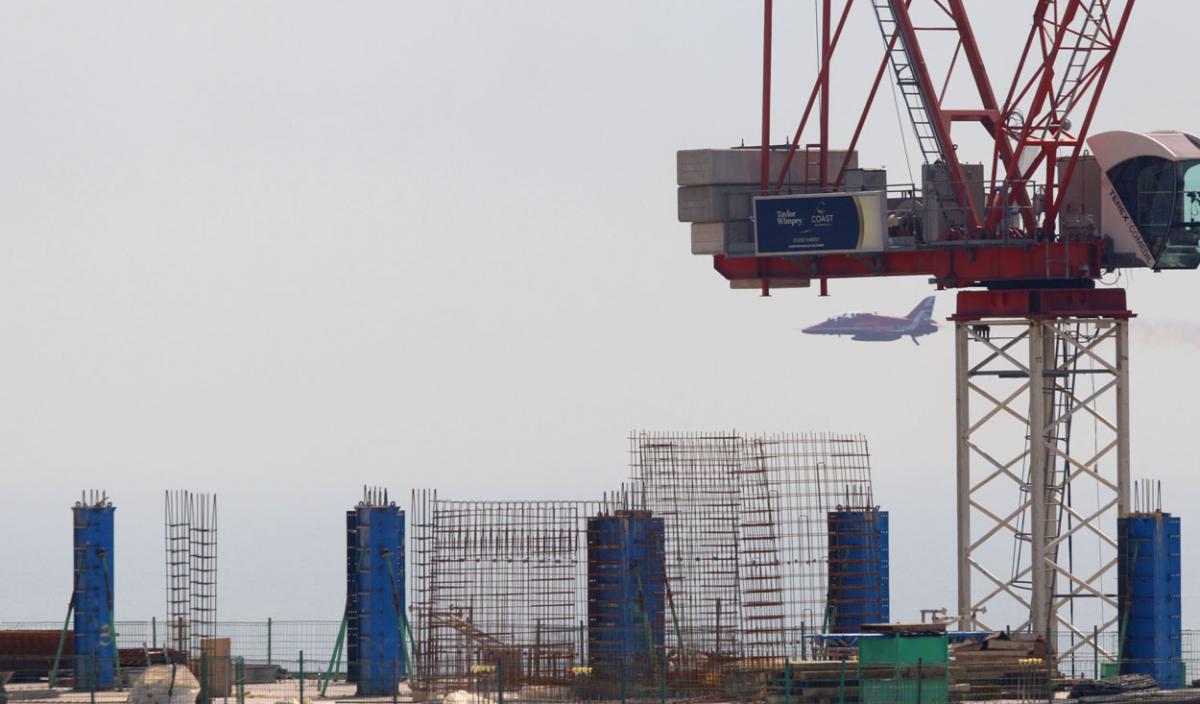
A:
[802, 296, 938, 344]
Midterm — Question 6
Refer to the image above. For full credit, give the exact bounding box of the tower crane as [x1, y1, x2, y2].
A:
[677, 0, 1198, 660]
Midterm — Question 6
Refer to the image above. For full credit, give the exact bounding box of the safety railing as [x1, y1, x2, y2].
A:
[2, 625, 1198, 703]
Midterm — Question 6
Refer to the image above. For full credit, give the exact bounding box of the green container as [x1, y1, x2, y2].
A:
[859, 634, 948, 665]
[859, 635, 949, 704]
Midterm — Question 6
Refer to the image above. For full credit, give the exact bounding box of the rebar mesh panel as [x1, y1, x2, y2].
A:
[410, 491, 618, 695]
[630, 431, 875, 659]
[164, 490, 218, 661]
[190, 493, 218, 657]
[628, 432, 743, 661]
[743, 433, 874, 645]
[165, 491, 191, 655]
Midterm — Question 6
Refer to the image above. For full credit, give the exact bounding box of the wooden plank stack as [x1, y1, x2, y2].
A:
[950, 632, 1052, 700]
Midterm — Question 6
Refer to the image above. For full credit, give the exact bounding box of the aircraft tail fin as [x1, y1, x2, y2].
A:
[905, 296, 937, 323]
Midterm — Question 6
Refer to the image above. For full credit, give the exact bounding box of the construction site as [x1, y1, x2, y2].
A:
[2, 1, 1198, 703]
[0, 429, 1192, 704]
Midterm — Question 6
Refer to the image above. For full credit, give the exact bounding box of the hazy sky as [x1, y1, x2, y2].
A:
[2, 2, 1198, 630]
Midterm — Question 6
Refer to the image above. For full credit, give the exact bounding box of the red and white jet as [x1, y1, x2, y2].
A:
[802, 296, 938, 344]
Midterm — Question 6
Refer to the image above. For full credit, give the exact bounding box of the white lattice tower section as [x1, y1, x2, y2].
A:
[955, 316, 1129, 660]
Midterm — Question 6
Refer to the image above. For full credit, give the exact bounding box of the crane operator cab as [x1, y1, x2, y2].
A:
[1084, 130, 1200, 270]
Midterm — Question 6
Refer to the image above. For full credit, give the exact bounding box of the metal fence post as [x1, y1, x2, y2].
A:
[237, 657, 245, 704]
[200, 651, 209, 704]
[660, 654, 667, 704]
[1047, 622, 1055, 704]
[916, 657, 924, 704]
[498, 656, 505, 704]
[785, 659, 792, 704]
[267, 618, 273, 666]
[1094, 625, 1100, 679]
[620, 658, 626, 704]
[838, 657, 846, 704]
[152, 617, 158, 650]
[299, 650, 305, 704]
[1046, 645, 1054, 704]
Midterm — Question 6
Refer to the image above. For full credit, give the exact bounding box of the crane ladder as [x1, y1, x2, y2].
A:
[1055, 0, 1107, 118]
[869, 0, 945, 166]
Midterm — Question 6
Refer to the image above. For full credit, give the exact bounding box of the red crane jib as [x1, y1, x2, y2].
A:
[714, 240, 1104, 290]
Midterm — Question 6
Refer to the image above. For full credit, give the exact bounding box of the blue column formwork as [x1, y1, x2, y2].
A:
[346, 510, 360, 684]
[1118, 512, 1183, 689]
[354, 504, 405, 696]
[72, 501, 116, 691]
[586, 511, 666, 685]
[827, 508, 890, 631]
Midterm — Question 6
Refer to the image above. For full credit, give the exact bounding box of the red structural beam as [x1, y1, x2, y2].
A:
[953, 287, 1132, 321]
[988, 0, 1087, 232]
[889, 1, 981, 231]
[713, 241, 1104, 289]
[1043, 1, 1137, 232]
[759, 0, 772, 193]
[820, 0, 832, 187]
[836, 0, 910, 189]
[772, 0, 856, 193]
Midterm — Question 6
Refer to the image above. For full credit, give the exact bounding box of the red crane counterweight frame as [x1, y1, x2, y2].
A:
[745, 0, 1136, 291]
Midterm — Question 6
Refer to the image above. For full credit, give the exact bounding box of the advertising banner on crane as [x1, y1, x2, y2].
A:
[752, 191, 886, 256]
